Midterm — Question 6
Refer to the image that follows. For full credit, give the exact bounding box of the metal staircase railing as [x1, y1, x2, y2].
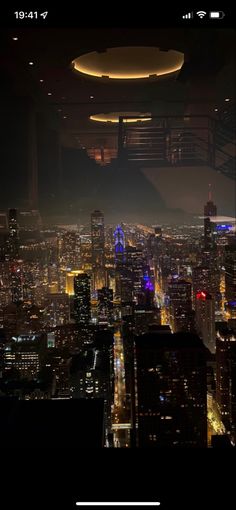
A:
[117, 115, 236, 179]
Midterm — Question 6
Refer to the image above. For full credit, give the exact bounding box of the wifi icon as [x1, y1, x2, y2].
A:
[196, 10, 207, 18]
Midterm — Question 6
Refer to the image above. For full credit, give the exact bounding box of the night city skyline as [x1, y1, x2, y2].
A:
[0, 8, 236, 466]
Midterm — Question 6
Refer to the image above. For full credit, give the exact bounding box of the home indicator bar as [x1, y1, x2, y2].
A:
[76, 503, 161, 507]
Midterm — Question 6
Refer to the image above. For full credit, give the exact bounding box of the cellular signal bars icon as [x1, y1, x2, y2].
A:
[182, 12, 193, 19]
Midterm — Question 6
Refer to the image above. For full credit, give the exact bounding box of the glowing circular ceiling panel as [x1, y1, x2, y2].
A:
[90, 112, 152, 123]
[72, 47, 184, 80]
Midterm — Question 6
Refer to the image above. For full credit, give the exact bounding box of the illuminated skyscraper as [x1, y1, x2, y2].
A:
[74, 273, 91, 344]
[134, 331, 207, 447]
[126, 247, 144, 305]
[204, 184, 217, 218]
[97, 287, 113, 324]
[204, 185, 217, 251]
[192, 266, 212, 310]
[114, 225, 128, 301]
[225, 243, 236, 302]
[168, 279, 193, 332]
[192, 266, 212, 308]
[59, 231, 80, 270]
[142, 268, 155, 308]
[114, 225, 125, 265]
[66, 270, 84, 296]
[195, 291, 215, 353]
[91, 210, 105, 289]
[204, 217, 216, 251]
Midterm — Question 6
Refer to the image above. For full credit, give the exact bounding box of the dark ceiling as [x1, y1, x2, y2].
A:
[0, 26, 235, 220]
[1, 27, 235, 149]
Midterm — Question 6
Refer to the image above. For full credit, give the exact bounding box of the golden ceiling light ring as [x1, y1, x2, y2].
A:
[89, 112, 152, 123]
[72, 46, 184, 80]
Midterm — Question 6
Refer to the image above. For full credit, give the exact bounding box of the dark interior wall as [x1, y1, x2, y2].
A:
[37, 113, 61, 210]
[0, 97, 30, 208]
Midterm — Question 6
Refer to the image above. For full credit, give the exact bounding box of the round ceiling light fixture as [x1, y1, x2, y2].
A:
[90, 112, 152, 123]
[72, 46, 184, 80]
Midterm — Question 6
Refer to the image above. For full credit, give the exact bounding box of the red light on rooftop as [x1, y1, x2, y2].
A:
[196, 291, 206, 300]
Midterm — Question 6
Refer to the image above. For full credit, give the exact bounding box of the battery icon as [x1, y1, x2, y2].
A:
[209, 11, 225, 18]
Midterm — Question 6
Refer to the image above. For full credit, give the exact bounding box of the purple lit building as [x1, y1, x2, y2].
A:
[114, 225, 125, 265]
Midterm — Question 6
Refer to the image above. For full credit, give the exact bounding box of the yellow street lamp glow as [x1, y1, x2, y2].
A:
[72, 46, 184, 80]
[90, 112, 152, 123]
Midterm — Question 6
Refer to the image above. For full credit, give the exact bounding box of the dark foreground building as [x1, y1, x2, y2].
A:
[216, 323, 236, 442]
[0, 398, 104, 447]
[69, 335, 114, 436]
[134, 332, 207, 447]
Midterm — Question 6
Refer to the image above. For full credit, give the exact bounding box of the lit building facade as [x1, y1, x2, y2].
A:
[192, 266, 212, 308]
[195, 291, 215, 353]
[44, 293, 70, 328]
[225, 243, 236, 303]
[204, 217, 216, 251]
[4, 334, 47, 379]
[126, 247, 145, 305]
[91, 210, 105, 290]
[66, 270, 84, 296]
[74, 273, 91, 344]
[168, 279, 193, 332]
[97, 287, 113, 324]
[59, 231, 80, 270]
[114, 225, 125, 265]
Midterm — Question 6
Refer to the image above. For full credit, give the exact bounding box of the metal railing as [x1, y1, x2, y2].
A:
[117, 115, 236, 179]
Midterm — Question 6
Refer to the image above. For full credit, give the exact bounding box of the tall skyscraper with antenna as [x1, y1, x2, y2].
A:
[91, 210, 105, 290]
[202, 184, 221, 311]
[204, 183, 217, 218]
[204, 184, 217, 251]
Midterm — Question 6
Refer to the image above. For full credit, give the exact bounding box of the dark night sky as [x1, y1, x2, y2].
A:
[0, 27, 235, 222]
